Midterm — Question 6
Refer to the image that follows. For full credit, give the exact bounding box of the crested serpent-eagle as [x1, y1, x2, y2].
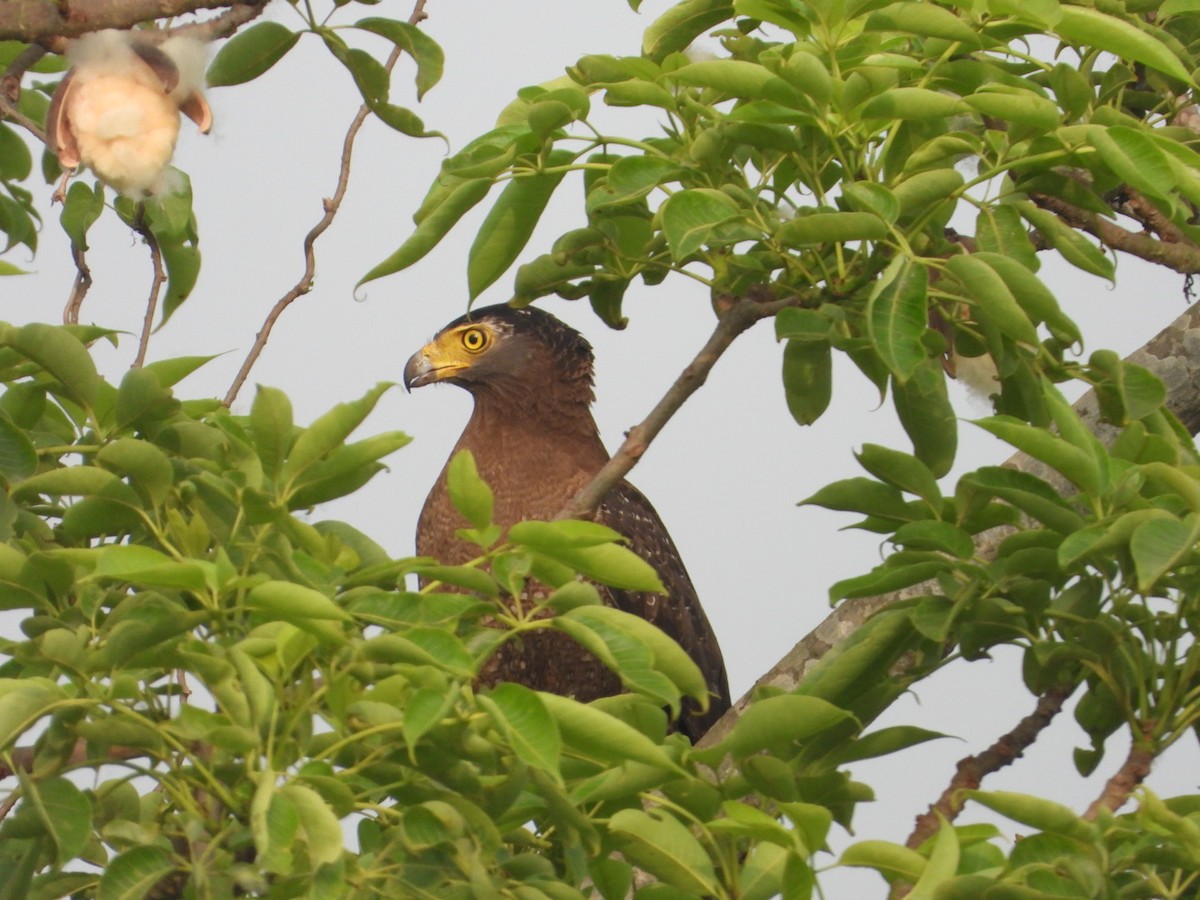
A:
[403, 304, 730, 741]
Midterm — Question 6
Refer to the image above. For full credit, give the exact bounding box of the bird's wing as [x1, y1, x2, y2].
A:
[596, 480, 730, 741]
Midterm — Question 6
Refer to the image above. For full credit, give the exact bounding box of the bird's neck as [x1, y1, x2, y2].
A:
[454, 387, 610, 510]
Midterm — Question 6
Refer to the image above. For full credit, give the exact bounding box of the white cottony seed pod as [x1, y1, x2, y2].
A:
[47, 30, 212, 197]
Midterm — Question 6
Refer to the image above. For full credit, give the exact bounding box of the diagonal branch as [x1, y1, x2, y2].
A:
[557, 286, 817, 521]
[223, 0, 430, 406]
[904, 684, 1074, 849]
[132, 217, 166, 367]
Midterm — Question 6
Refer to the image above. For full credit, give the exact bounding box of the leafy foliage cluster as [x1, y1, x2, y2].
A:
[1, 0, 1200, 896]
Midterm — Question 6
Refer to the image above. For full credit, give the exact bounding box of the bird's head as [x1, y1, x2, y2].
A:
[403, 305, 596, 407]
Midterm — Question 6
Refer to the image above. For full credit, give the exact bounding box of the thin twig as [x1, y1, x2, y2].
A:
[0, 740, 147, 781]
[223, 0, 430, 407]
[0, 94, 46, 143]
[63, 245, 92, 324]
[153, 1, 267, 43]
[0, 790, 17, 822]
[904, 684, 1075, 850]
[132, 216, 166, 367]
[556, 287, 814, 520]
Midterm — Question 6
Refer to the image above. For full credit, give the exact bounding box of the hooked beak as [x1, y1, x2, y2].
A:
[403, 349, 465, 391]
[403, 350, 434, 391]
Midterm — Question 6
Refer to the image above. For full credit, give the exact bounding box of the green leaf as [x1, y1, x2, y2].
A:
[327, 40, 389, 106]
[963, 89, 1061, 132]
[802, 477, 909, 520]
[467, 149, 574, 299]
[282, 382, 393, 484]
[0, 123, 31, 181]
[158, 240, 202, 326]
[21, 776, 91, 867]
[563, 605, 708, 704]
[973, 415, 1102, 495]
[0, 416, 37, 480]
[970, 252, 1080, 344]
[246, 581, 351, 622]
[2, 323, 99, 408]
[13, 467, 138, 503]
[97, 846, 176, 900]
[893, 361, 956, 478]
[866, 2, 983, 44]
[250, 386, 294, 482]
[1052, 6, 1192, 84]
[1017, 201, 1114, 281]
[860, 88, 964, 120]
[839, 840, 925, 882]
[892, 169, 964, 222]
[401, 686, 456, 754]
[539, 692, 682, 772]
[588, 156, 680, 211]
[643, 0, 734, 61]
[530, 539, 665, 593]
[279, 783, 344, 865]
[114, 367, 178, 431]
[856, 444, 941, 507]
[1130, 513, 1200, 592]
[0, 680, 65, 751]
[354, 17, 444, 99]
[479, 682, 562, 774]
[836, 725, 949, 763]
[891, 521, 973, 557]
[447, 450, 493, 530]
[207, 21, 301, 87]
[947, 254, 1039, 347]
[967, 790, 1097, 840]
[867, 257, 928, 382]
[660, 189, 742, 260]
[359, 178, 491, 285]
[909, 816, 959, 897]
[93, 545, 213, 594]
[672, 59, 799, 104]
[974, 205, 1037, 271]
[715, 694, 853, 758]
[781, 337, 832, 426]
[140, 354, 217, 388]
[777, 210, 888, 247]
[59, 182, 104, 252]
[369, 102, 441, 139]
[609, 808, 720, 895]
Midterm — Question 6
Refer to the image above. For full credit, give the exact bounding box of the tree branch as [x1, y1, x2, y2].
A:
[223, 0, 430, 406]
[904, 684, 1074, 849]
[63, 245, 92, 325]
[0, 739, 147, 781]
[1032, 193, 1200, 274]
[1083, 738, 1157, 819]
[558, 286, 816, 521]
[132, 217, 166, 367]
[0, 0, 255, 43]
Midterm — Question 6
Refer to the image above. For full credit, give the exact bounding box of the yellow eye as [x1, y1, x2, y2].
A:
[461, 327, 489, 353]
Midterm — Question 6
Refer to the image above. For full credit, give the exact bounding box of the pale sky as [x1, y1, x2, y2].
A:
[7, 0, 1199, 891]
